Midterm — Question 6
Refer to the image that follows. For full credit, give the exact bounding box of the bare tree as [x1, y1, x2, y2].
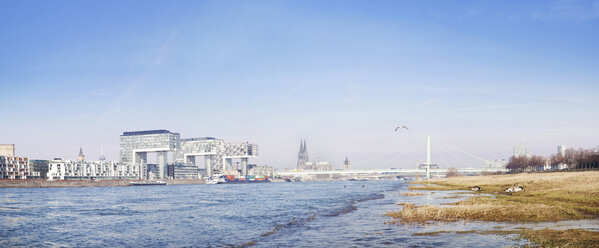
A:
[446, 167, 459, 177]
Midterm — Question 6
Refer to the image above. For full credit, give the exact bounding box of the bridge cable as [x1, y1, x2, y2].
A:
[440, 143, 489, 163]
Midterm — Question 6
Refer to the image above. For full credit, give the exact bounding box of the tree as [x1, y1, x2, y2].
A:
[446, 167, 459, 177]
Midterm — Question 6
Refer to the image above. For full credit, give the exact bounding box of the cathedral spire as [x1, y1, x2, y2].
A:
[297, 139, 310, 170]
[77, 147, 86, 162]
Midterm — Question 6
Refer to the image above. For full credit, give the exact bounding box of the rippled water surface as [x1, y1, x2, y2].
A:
[1, 181, 535, 247]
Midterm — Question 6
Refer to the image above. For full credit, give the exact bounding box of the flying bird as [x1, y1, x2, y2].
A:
[395, 125, 409, 132]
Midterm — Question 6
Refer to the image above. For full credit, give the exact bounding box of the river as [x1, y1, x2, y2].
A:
[1, 180, 533, 247]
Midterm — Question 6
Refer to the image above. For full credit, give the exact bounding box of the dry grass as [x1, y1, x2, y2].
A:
[386, 197, 565, 223]
[400, 192, 426, 196]
[412, 229, 599, 248]
[387, 171, 599, 223]
[408, 184, 456, 191]
[514, 228, 599, 247]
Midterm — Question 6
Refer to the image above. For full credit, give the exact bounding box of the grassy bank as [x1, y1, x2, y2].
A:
[386, 171, 599, 247]
[388, 171, 599, 223]
[413, 229, 599, 248]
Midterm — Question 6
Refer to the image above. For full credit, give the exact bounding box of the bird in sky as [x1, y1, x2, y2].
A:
[395, 125, 409, 132]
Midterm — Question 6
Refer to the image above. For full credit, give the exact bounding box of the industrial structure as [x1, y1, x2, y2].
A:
[119, 130, 258, 179]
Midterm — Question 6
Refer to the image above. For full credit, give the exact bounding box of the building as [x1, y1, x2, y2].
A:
[77, 147, 86, 162]
[557, 145, 566, 157]
[302, 161, 333, 171]
[0, 156, 40, 179]
[47, 159, 138, 180]
[30, 160, 50, 179]
[296, 139, 309, 170]
[248, 165, 275, 177]
[513, 143, 531, 158]
[119, 129, 258, 179]
[296, 140, 333, 171]
[173, 163, 203, 179]
[0, 144, 15, 157]
[344, 157, 351, 170]
[486, 159, 507, 170]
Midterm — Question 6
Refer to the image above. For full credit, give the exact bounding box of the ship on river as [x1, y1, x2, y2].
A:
[206, 174, 270, 184]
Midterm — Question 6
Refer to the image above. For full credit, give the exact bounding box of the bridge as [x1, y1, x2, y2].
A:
[279, 135, 507, 180]
[277, 168, 505, 177]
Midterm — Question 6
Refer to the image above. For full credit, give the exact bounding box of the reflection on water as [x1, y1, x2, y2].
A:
[1, 181, 593, 247]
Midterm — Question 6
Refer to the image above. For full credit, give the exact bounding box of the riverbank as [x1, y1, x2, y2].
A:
[0, 179, 205, 188]
[386, 171, 599, 247]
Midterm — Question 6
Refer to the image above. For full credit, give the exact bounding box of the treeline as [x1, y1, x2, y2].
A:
[507, 147, 599, 172]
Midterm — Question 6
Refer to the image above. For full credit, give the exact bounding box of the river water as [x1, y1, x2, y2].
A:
[0, 180, 540, 247]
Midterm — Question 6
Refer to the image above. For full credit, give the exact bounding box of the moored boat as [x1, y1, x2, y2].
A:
[129, 181, 167, 186]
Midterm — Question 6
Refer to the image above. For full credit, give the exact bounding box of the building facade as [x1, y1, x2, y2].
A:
[119, 130, 258, 179]
[30, 160, 50, 179]
[513, 143, 532, 158]
[248, 165, 275, 177]
[0, 156, 40, 179]
[47, 159, 138, 180]
[557, 145, 567, 157]
[0, 144, 15, 157]
[302, 161, 333, 171]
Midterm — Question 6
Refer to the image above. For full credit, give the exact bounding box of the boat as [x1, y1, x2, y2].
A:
[206, 174, 270, 184]
[129, 181, 167, 186]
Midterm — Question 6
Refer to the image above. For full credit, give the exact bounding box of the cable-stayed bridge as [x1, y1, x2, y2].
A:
[278, 136, 507, 179]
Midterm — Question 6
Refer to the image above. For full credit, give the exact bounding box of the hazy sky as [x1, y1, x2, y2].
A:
[1, 0, 598, 169]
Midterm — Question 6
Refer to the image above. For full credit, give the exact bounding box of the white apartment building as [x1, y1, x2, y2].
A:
[47, 159, 138, 180]
[0, 156, 40, 179]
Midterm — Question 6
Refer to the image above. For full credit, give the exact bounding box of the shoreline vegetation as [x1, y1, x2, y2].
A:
[386, 171, 599, 247]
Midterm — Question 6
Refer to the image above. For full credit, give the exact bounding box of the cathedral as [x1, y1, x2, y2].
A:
[296, 140, 332, 171]
[296, 139, 309, 169]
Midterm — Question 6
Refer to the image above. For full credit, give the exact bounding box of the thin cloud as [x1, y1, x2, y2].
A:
[418, 98, 439, 106]
[532, 0, 599, 20]
[286, 80, 315, 94]
[447, 103, 544, 113]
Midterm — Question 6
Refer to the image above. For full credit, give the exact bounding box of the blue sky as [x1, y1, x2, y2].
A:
[1, 0, 598, 169]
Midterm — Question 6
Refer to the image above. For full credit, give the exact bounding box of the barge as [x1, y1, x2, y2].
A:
[206, 174, 270, 184]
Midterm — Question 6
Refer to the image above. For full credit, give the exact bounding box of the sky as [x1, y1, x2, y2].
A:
[1, 0, 598, 169]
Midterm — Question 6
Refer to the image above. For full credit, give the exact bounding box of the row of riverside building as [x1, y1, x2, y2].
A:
[0, 144, 138, 180]
[1, 140, 274, 180]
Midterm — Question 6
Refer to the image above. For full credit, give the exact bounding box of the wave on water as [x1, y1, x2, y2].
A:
[322, 193, 385, 217]
[236, 213, 318, 247]
[238, 192, 387, 247]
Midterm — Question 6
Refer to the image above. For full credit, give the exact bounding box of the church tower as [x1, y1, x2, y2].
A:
[344, 156, 350, 170]
[77, 147, 86, 162]
[296, 139, 309, 170]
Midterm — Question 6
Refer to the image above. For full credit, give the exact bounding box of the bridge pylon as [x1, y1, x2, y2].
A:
[419, 136, 438, 179]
